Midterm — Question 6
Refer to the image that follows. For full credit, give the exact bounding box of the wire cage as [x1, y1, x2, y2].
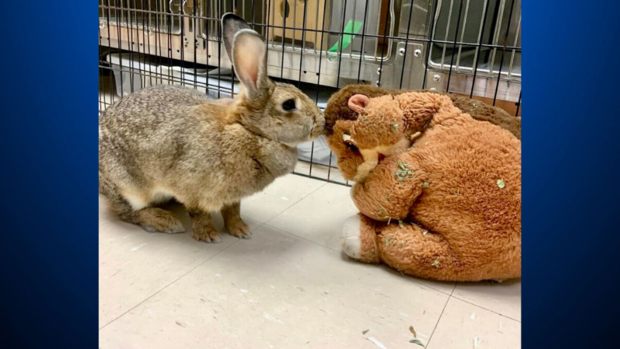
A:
[98, 0, 522, 186]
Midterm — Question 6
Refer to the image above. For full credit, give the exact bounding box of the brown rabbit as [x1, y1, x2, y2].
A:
[99, 13, 325, 242]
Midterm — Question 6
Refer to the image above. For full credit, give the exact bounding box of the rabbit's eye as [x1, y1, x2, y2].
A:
[282, 99, 296, 111]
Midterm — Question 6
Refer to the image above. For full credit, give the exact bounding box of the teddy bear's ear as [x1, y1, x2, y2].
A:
[348, 94, 370, 114]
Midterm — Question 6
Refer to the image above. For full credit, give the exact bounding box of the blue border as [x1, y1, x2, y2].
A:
[0, 1, 97, 347]
[524, 1, 620, 347]
[0, 1, 619, 347]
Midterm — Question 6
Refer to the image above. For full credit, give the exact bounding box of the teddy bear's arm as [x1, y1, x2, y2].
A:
[351, 154, 423, 222]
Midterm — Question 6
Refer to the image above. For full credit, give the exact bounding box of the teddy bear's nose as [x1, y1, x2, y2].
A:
[378, 153, 386, 164]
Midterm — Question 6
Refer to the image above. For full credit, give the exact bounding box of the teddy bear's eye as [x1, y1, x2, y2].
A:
[345, 142, 359, 152]
[342, 134, 359, 152]
[342, 136, 359, 152]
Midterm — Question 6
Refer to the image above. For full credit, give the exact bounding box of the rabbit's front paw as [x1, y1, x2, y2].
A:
[193, 224, 222, 243]
[189, 210, 221, 243]
[221, 202, 252, 239]
[225, 219, 252, 239]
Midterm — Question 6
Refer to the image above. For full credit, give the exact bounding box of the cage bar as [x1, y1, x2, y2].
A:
[99, 0, 522, 185]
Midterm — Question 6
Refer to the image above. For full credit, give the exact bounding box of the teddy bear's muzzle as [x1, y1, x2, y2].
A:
[377, 153, 386, 164]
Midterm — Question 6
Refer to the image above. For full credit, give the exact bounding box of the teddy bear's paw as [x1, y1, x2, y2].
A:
[341, 215, 363, 259]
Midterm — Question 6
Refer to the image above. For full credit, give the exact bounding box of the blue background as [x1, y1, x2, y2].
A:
[0, 0, 618, 347]
[523, 1, 620, 347]
[0, 1, 97, 347]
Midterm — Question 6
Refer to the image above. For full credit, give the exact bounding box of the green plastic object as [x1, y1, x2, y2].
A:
[327, 20, 363, 53]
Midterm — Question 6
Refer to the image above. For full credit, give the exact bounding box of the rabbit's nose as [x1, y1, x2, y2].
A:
[315, 112, 325, 127]
[312, 118, 325, 137]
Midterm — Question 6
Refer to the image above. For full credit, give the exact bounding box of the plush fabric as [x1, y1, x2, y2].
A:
[324, 84, 521, 139]
[325, 89, 521, 282]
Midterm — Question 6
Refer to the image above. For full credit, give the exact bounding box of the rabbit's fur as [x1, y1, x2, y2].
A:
[99, 14, 324, 242]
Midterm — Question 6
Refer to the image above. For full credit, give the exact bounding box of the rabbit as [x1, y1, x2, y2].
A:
[99, 13, 325, 243]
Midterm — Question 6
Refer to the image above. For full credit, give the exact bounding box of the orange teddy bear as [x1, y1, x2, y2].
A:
[326, 91, 521, 282]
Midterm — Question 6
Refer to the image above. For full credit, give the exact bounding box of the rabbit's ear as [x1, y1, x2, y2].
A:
[221, 13, 251, 61]
[231, 30, 269, 96]
[222, 13, 269, 97]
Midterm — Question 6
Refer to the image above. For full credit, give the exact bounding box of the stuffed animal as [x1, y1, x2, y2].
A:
[324, 88, 521, 281]
[324, 84, 521, 142]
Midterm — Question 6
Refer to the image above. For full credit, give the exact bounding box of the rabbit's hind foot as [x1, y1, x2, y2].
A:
[134, 207, 185, 234]
[100, 183, 182, 234]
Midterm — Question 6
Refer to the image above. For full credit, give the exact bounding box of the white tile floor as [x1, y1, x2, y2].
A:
[99, 172, 521, 349]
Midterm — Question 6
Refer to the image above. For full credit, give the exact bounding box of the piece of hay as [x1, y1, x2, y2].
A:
[409, 339, 424, 346]
[395, 161, 414, 182]
[410, 131, 422, 141]
[375, 207, 391, 220]
[367, 337, 387, 349]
